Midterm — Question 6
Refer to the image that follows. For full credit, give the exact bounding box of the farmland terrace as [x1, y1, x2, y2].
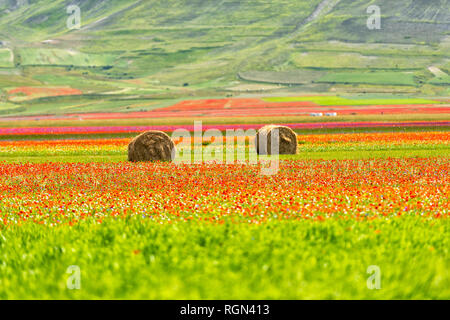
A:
[0, 0, 448, 117]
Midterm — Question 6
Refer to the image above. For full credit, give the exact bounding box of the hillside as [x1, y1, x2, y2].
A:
[0, 0, 449, 116]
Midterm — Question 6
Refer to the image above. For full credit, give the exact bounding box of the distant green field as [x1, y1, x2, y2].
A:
[0, 48, 14, 68]
[263, 96, 439, 106]
[1, 0, 450, 302]
[17, 48, 117, 67]
[1, 217, 449, 299]
[316, 72, 418, 86]
[429, 76, 450, 85]
[1, 114, 449, 131]
[0, 95, 171, 116]
[0, 102, 20, 111]
[0, 0, 447, 113]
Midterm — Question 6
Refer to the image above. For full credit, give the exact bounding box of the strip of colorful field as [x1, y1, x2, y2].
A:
[39, 99, 450, 119]
[2, 113, 448, 127]
[0, 158, 448, 227]
[1, 97, 448, 121]
[1, 132, 447, 160]
[0, 121, 449, 136]
[299, 131, 450, 144]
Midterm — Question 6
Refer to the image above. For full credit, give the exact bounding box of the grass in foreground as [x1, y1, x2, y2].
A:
[0, 131, 448, 162]
[0, 217, 449, 299]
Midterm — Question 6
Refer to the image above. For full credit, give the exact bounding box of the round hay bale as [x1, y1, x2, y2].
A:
[128, 130, 175, 162]
[255, 125, 298, 155]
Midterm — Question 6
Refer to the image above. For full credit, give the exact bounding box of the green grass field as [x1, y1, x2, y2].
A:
[263, 96, 440, 106]
[1, 113, 449, 128]
[429, 76, 450, 85]
[1, 142, 448, 162]
[1, 217, 449, 299]
[0, 48, 14, 68]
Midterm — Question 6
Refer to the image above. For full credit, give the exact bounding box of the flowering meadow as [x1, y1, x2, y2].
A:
[0, 121, 449, 136]
[0, 158, 448, 226]
[0, 128, 449, 299]
[0, 131, 448, 157]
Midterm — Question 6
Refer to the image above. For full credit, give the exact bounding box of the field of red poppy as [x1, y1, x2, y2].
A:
[0, 128, 448, 299]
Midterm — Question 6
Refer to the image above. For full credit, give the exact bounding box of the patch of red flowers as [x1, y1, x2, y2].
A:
[0, 158, 447, 226]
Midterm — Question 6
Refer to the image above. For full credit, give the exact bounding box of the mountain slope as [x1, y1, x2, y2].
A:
[0, 0, 448, 116]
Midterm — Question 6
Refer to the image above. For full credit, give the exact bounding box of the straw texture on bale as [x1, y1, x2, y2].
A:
[128, 131, 175, 162]
[255, 125, 298, 155]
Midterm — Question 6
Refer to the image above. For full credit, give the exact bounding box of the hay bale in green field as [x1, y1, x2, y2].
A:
[128, 131, 175, 162]
[255, 125, 298, 155]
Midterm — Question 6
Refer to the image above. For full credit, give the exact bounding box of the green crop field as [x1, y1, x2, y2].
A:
[1, 217, 449, 299]
[316, 72, 418, 86]
[290, 52, 432, 70]
[0, 48, 13, 68]
[0, 132, 449, 299]
[0, 0, 448, 117]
